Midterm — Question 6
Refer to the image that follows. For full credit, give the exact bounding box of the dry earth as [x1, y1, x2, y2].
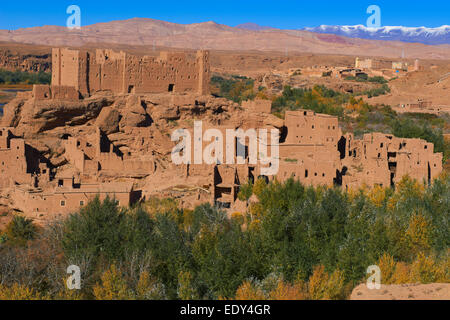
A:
[350, 283, 450, 300]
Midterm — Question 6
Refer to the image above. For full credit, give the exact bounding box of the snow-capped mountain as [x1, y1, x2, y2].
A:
[303, 25, 450, 45]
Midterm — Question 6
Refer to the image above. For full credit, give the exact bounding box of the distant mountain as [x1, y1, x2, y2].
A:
[304, 25, 450, 45]
[235, 23, 274, 31]
[0, 18, 449, 60]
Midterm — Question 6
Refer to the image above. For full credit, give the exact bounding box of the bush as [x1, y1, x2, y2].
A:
[271, 85, 346, 117]
[4, 215, 36, 246]
[210, 75, 255, 103]
[0, 69, 51, 85]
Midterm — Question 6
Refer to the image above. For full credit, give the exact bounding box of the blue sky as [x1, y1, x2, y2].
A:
[0, 0, 448, 30]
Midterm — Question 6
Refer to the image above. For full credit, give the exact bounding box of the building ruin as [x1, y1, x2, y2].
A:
[32, 47, 210, 100]
[210, 109, 443, 208]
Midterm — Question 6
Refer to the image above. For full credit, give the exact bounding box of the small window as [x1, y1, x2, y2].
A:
[380, 143, 383, 148]
[305, 169, 308, 178]
[58, 179, 64, 187]
[60, 200, 66, 207]
[80, 200, 84, 206]
[168, 84, 174, 92]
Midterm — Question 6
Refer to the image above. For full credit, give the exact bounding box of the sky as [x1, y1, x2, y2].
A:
[0, 0, 449, 30]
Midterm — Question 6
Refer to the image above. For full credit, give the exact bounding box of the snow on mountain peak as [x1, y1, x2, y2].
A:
[304, 25, 450, 45]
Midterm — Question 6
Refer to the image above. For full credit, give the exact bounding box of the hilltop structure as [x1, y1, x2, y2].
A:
[32, 47, 210, 100]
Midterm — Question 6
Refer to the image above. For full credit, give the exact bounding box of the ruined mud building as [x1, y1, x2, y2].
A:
[32, 47, 210, 100]
[209, 103, 443, 208]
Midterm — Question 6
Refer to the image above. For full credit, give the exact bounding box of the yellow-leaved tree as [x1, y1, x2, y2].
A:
[402, 213, 433, 258]
[93, 265, 131, 300]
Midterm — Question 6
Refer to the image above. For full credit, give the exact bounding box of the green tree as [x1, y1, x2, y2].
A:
[4, 215, 36, 246]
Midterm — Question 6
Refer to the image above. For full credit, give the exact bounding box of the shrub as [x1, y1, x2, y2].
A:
[409, 253, 445, 283]
[4, 215, 36, 246]
[378, 253, 397, 284]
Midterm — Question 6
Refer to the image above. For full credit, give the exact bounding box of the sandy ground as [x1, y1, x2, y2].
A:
[350, 283, 450, 300]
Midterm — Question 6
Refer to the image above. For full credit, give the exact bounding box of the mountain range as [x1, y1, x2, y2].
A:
[303, 25, 450, 45]
[0, 18, 449, 60]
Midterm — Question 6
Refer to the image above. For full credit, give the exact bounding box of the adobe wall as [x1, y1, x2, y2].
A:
[355, 58, 402, 70]
[284, 110, 341, 146]
[13, 183, 133, 218]
[63, 127, 155, 177]
[0, 127, 49, 188]
[213, 164, 251, 207]
[32, 84, 79, 100]
[277, 157, 336, 186]
[0, 128, 28, 178]
[242, 99, 272, 113]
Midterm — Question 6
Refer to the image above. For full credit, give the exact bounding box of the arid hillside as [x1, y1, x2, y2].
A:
[366, 63, 450, 106]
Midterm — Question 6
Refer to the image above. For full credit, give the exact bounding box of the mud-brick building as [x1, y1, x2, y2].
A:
[342, 132, 443, 188]
[46, 48, 210, 99]
[12, 179, 135, 220]
[64, 127, 154, 177]
[0, 127, 49, 188]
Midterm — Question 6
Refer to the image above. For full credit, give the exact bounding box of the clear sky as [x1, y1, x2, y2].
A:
[0, 0, 448, 30]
